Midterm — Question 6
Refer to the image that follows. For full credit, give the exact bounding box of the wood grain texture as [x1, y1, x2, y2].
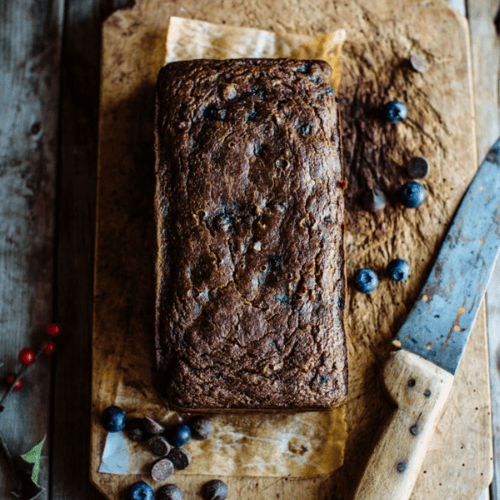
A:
[468, 0, 500, 163]
[0, 0, 63, 498]
[487, 258, 500, 500]
[411, 308, 493, 499]
[91, 0, 492, 499]
[354, 351, 454, 500]
[467, 0, 500, 498]
[50, 1, 135, 500]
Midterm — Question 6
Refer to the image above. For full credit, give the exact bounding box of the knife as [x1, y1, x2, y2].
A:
[354, 137, 500, 500]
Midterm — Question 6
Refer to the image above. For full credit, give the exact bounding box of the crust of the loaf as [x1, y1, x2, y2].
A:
[154, 58, 347, 411]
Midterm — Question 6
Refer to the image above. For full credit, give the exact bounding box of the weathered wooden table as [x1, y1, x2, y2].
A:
[1, 0, 499, 499]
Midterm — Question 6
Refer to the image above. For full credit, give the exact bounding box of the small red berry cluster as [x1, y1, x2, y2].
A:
[1, 323, 60, 403]
[0, 323, 61, 496]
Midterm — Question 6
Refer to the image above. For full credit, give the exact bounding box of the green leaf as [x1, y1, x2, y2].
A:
[20, 436, 45, 485]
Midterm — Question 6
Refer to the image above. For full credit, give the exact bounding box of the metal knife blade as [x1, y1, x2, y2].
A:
[393, 137, 500, 373]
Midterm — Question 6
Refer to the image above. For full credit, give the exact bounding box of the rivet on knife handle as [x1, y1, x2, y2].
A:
[354, 350, 453, 500]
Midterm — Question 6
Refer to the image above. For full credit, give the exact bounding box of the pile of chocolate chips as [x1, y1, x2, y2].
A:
[100, 406, 228, 499]
[130, 415, 225, 499]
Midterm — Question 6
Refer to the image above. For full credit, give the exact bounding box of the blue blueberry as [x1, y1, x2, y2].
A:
[385, 100, 407, 123]
[125, 481, 154, 500]
[169, 423, 192, 448]
[387, 259, 411, 281]
[353, 268, 379, 294]
[100, 405, 126, 433]
[401, 181, 426, 208]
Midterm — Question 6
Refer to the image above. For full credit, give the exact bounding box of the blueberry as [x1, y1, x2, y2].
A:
[204, 105, 226, 121]
[125, 481, 154, 500]
[385, 100, 407, 123]
[100, 406, 126, 433]
[401, 181, 426, 208]
[387, 259, 411, 281]
[353, 268, 379, 294]
[169, 423, 191, 448]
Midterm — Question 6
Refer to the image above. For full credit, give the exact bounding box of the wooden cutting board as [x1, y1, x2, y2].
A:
[91, 0, 493, 498]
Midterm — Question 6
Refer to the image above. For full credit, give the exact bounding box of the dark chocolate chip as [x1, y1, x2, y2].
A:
[407, 156, 429, 179]
[167, 448, 191, 470]
[297, 63, 311, 74]
[396, 461, 407, 473]
[148, 435, 171, 457]
[151, 458, 174, 482]
[158, 484, 184, 500]
[143, 417, 165, 436]
[125, 418, 146, 442]
[204, 106, 226, 121]
[222, 84, 237, 100]
[215, 214, 231, 232]
[269, 255, 283, 274]
[408, 378, 416, 388]
[189, 416, 214, 441]
[275, 294, 292, 306]
[364, 188, 387, 212]
[409, 54, 428, 73]
[202, 480, 228, 500]
[297, 122, 312, 135]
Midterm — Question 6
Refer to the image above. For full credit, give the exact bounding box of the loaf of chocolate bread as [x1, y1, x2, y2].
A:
[154, 58, 347, 410]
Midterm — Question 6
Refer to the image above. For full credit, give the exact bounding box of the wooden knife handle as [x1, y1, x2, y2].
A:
[354, 350, 454, 500]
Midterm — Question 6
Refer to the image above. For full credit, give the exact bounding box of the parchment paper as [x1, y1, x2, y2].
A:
[99, 16, 348, 478]
[166, 16, 345, 94]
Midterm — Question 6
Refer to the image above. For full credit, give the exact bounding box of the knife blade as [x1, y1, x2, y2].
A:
[354, 137, 500, 500]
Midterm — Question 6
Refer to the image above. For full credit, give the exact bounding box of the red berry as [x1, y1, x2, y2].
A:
[18, 348, 36, 366]
[342, 178, 348, 190]
[42, 340, 55, 355]
[46, 323, 60, 336]
[7, 375, 24, 391]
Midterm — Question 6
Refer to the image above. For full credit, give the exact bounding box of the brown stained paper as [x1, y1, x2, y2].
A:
[101, 17, 348, 479]
[166, 16, 345, 94]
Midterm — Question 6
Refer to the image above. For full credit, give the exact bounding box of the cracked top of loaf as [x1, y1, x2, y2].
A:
[154, 58, 347, 410]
